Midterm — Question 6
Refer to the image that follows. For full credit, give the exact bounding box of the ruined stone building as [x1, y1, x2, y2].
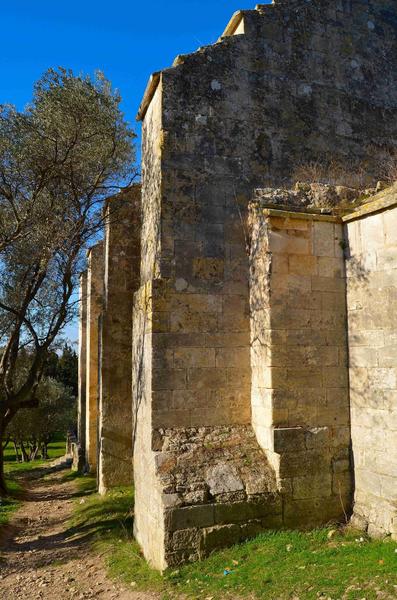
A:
[76, 0, 397, 571]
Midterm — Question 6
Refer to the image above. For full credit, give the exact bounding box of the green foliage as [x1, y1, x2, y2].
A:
[68, 481, 397, 600]
[44, 344, 78, 396]
[5, 376, 75, 461]
[0, 67, 136, 256]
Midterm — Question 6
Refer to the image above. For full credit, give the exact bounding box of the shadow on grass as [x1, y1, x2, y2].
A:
[66, 482, 134, 541]
[4, 464, 80, 504]
[64, 479, 164, 591]
[0, 472, 26, 529]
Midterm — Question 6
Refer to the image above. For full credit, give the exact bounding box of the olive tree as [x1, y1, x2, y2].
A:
[0, 67, 136, 493]
[6, 377, 75, 462]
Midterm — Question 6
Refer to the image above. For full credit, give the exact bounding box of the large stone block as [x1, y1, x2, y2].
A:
[283, 496, 350, 529]
[166, 505, 215, 533]
[201, 524, 241, 551]
[293, 472, 332, 500]
[313, 222, 336, 257]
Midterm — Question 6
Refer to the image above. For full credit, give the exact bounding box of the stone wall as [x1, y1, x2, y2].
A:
[138, 0, 397, 190]
[132, 0, 397, 568]
[140, 83, 162, 284]
[344, 186, 397, 540]
[250, 205, 352, 526]
[75, 0, 397, 569]
[98, 187, 141, 493]
[85, 242, 104, 474]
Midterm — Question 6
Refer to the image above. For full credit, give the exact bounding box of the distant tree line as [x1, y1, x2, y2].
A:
[3, 345, 77, 462]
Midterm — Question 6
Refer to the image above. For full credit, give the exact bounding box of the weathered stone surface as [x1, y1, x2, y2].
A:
[253, 184, 374, 212]
[98, 186, 141, 493]
[76, 0, 397, 571]
[166, 505, 215, 532]
[151, 426, 277, 503]
[206, 463, 244, 496]
[201, 524, 241, 551]
[250, 206, 352, 524]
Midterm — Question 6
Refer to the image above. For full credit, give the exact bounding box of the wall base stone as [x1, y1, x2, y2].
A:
[139, 424, 283, 568]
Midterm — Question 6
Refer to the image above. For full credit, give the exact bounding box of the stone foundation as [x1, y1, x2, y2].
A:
[156, 426, 280, 566]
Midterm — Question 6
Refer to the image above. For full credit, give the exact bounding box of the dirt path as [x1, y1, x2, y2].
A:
[0, 464, 159, 600]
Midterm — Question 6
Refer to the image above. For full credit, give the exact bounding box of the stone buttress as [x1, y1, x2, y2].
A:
[250, 205, 351, 526]
[76, 271, 88, 471]
[98, 186, 141, 493]
[85, 242, 104, 474]
[344, 186, 397, 541]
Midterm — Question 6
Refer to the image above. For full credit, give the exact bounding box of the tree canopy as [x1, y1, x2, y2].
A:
[0, 67, 136, 493]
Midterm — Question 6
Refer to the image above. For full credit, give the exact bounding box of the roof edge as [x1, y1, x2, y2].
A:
[221, 10, 245, 37]
[342, 184, 397, 222]
[252, 205, 342, 223]
[136, 72, 161, 122]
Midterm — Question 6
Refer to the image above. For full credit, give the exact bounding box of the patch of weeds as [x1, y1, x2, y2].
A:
[0, 478, 23, 529]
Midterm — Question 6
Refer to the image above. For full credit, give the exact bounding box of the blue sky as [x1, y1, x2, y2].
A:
[0, 1, 268, 342]
[0, 1, 265, 129]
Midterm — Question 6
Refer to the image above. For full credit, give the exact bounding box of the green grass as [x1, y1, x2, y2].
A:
[66, 477, 163, 591]
[4, 433, 66, 475]
[68, 477, 397, 600]
[168, 529, 397, 600]
[0, 434, 66, 529]
[0, 478, 23, 527]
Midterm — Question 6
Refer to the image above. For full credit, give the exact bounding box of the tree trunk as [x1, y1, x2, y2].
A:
[0, 422, 7, 496]
[31, 445, 39, 461]
[41, 444, 48, 459]
[29, 439, 38, 461]
[13, 441, 20, 462]
[20, 442, 29, 462]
